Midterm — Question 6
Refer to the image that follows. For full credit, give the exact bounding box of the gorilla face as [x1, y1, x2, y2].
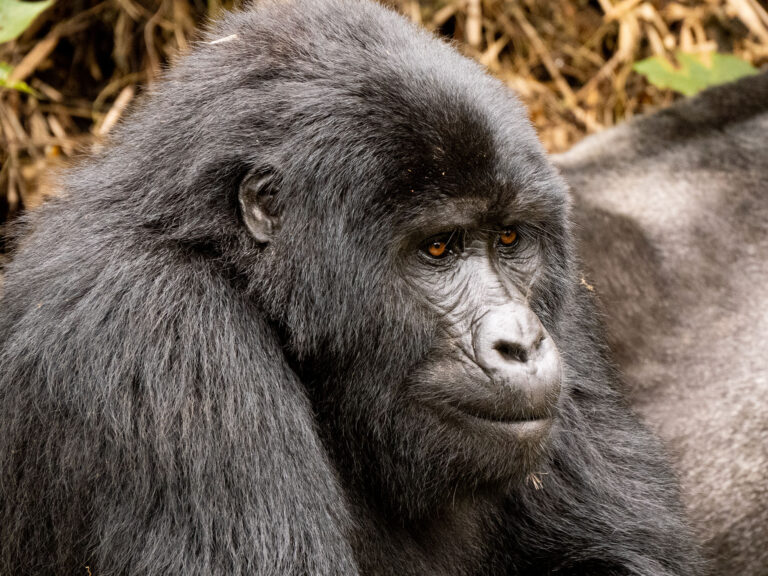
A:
[382, 154, 572, 516]
[402, 219, 563, 441]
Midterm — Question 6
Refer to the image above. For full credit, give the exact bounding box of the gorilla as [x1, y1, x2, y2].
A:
[0, 1, 701, 574]
[556, 72, 768, 575]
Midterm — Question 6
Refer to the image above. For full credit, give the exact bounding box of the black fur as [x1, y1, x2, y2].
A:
[0, 1, 700, 574]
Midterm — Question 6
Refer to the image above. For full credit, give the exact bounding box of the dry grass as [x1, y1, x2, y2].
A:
[0, 0, 766, 232]
[392, 0, 768, 149]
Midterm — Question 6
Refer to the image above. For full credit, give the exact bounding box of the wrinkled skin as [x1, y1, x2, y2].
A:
[556, 72, 768, 576]
[0, 1, 701, 574]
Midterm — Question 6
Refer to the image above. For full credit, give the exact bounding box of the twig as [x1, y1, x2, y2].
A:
[466, 0, 482, 48]
[95, 86, 136, 137]
[8, 2, 109, 84]
[145, 1, 168, 82]
[501, 4, 577, 109]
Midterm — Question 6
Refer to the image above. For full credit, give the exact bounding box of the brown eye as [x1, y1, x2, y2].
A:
[421, 232, 460, 260]
[499, 228, 518, 246]
[428, 241, 447, 258]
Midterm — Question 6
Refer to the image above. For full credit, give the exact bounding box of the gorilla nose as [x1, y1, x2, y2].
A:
[473, 303, 562, 417]
[493, 339, 537, 364]
[476, 305, 544, 369]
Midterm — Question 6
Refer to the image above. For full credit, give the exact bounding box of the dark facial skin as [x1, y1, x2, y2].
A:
[402, 213, 562, 441]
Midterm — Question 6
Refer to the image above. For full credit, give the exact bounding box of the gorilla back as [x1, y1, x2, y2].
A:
[557, 72, 768, 575]
[0, 1, 700, 574]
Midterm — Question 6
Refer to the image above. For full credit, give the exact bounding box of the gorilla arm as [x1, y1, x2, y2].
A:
[0, 240, 358, 575]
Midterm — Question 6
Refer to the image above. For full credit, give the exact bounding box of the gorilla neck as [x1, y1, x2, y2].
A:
[349, 489, 503, 576]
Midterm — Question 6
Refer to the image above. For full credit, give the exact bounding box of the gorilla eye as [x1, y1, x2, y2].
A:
[428, 240, 448, 258]
[421, 232, 460, 260]
[498, 228, 518, 247]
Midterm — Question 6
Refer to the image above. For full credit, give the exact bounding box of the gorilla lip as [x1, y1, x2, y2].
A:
[454, 406, 554, 441]
[434, 373, 560, 425]
[461, 407, 554, 426]
[441, 395, 555, 428]
[413, 366, 560, 427]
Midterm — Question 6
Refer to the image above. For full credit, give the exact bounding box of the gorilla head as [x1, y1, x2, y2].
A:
[0, 0, 699, 574]
[226, 2, 570, 516]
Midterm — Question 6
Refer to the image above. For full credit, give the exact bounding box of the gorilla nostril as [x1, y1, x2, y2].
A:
[494, 341, 529, 364]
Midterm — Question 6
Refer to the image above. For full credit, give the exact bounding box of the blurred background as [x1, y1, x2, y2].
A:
[0, 0, 767, 241]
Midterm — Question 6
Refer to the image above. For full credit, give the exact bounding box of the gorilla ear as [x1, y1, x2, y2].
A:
[239, 170, 280, 243]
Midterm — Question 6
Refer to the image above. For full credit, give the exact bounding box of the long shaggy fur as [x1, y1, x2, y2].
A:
[1, 1, 701, 574]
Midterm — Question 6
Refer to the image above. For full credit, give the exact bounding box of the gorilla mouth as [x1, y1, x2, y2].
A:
[413, 369, 560, 429]
[450, 402, 555, 441]
[457, 403, 553, 425]
[437, 375, 559, 426]
[438, 386, 556, 427]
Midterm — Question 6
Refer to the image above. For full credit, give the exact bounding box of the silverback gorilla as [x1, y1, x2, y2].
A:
[557, 72, 768, 576]
[0, 1, 700, 574]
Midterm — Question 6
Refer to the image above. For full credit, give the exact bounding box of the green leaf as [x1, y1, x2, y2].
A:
[0, 0, 55, 44]
[0, 61, 36, 94]
[633, 51, 760, 96]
